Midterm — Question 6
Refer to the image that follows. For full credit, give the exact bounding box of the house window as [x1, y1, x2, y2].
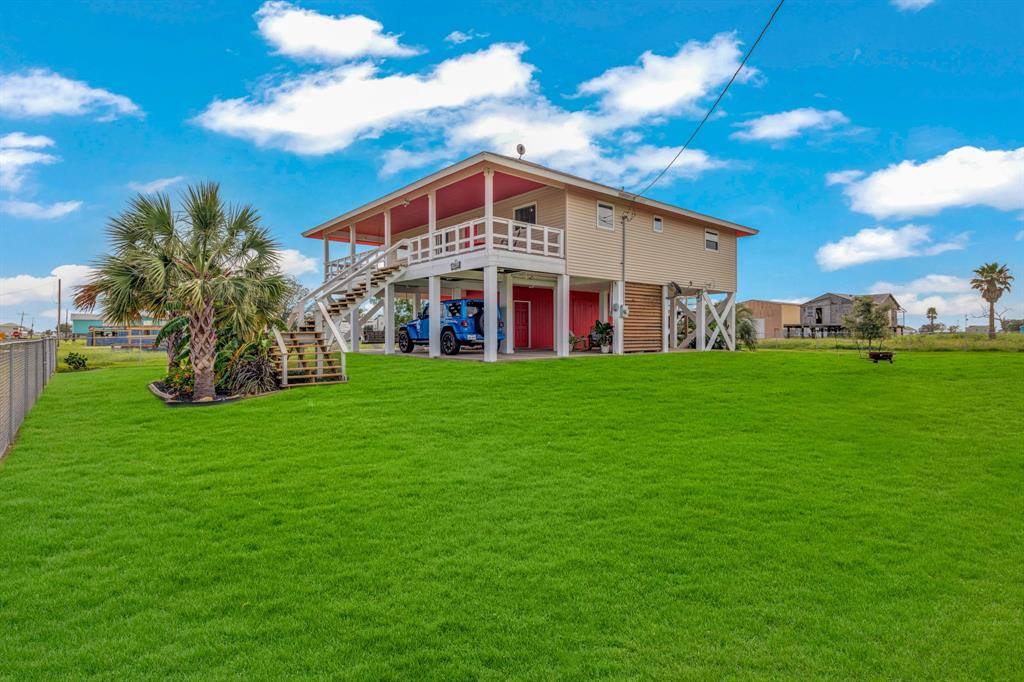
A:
[815, 307, 823, 324]
[597, 202, 614, 231]
[653, 216, 663, 233]
[705, 229, 719, 251]
[513, 203, 536, 224]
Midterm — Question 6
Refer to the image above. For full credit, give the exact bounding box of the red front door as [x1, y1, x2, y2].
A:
[514, 301, 530, 348]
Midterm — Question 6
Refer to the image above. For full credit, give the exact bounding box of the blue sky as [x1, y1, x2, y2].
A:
[1, 0, 1022, 330]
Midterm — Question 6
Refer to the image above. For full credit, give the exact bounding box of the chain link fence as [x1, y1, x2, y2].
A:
[1, 338, 58, 455]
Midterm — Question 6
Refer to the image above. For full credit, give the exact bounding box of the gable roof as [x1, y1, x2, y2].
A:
[802, 292, 902, 309]
[302, 151, 758, 240]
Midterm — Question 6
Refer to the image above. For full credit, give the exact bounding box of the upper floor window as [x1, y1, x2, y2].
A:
[705, 229, 719, 251]
[513, 203, 536, 224]
[597, 202, 614, 231]
[653, 216, 663, 233]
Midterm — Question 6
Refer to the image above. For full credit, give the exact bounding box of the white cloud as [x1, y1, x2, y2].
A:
[195, 43, 534, 155]
[841, 146, 1024, 219]
[1015, 229, 1024, 241]
[128, 175, 185, 193]
[255, 1, 418, 62]
[891, 0, 935, 11]
[825, 169, 865, 186]
[445, 30, 488, 45]
[0, 264, 94, 306]
[276, 248, 318, 276]
[731, 108, 848, 142]
[0, 199, 82, 220]
[870, 274, 978, 317]
[0, 132, 57, 191]
[578, 33, 755, 120]
[815, 225, 967, 271]
[0, 69, 141, 120]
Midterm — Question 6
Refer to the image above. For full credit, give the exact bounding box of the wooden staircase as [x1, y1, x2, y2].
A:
[275, 245, 408, 388]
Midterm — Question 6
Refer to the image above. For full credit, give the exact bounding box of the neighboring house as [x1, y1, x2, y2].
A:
[69, 312, 165, 348]
[964, 325, 989, 335]
[740, 300, 800, 339]
[784, 293, 905, 338]
[285, 152, 758, 380]
[0, 322, 29, 339]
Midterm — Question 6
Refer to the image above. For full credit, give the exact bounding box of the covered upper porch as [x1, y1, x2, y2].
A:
[304, 156, 568, 280]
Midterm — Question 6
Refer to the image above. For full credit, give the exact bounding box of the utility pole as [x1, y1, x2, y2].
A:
[56, 278, 61, 341]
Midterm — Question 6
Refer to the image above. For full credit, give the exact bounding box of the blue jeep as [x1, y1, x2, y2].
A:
[398, 298, 505, 355]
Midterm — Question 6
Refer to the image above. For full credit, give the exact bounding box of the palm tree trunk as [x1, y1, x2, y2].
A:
[988, 301, 996, 340]
[190, 300, 217, 401]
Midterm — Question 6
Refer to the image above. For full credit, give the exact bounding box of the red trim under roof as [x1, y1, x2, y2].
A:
[306, 170, 546, 242]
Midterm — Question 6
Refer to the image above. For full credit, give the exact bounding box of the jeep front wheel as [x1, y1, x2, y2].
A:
[441, 329, 461, 355]
[398, 329, 414, 353]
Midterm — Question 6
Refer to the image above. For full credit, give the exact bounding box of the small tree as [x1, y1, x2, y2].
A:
[970, 262, 1013, 340]
[735, 304, 758, 350]
[925, 306, 938, 332]
[844, 296, 892, 351]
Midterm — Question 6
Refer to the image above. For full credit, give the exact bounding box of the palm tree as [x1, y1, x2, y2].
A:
[76, 183, 285, 401]
[970, 262, 1014, 340]
[926, 306, 938, 332]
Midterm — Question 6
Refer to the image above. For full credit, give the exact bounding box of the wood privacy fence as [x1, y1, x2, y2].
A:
[0, 338, 58, 455]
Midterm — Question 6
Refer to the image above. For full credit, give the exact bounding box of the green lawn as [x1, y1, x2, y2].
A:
[2, 352, 1022, 679]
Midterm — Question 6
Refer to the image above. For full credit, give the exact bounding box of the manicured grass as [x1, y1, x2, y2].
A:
[2, 352, 1021, 678]
[57, 339, 166, 372]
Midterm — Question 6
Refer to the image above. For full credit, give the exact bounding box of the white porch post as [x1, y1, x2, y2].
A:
[726, 292, 737, 351]
[384, 208, 392, 248]
[502, 272, 515, 354]
[383, 284, 395, 355]
[599, 286, 609, 322]
[428, 275, 441, 358]
[613, 280, 625, 355]
[484, 168, 494, 252]
[323, 231, 330, 280]
[662, 285, 670, 353]
[349, 224, 359, 352]
[484, 265, 498, 362]
[670, 297, 679, 349]
[697, 290, 707, 351]
[428, 189, 437, 258]
[556, 273, 570, 357]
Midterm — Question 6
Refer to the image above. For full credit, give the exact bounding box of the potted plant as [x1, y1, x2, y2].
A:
[592, 320, 614, 353]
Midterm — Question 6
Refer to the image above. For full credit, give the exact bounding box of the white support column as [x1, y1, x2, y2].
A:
[662, 285, 670, 353]
[484, 168, 494, 252]
[349, 223, 359, 352]
[428, 190, 437, 258]
[599, 286, 609, 323]
[502, 272, 515, 354]
[670, 297, 679, 349]
[726, 293, 737, 351]
[484, 265, 498, 362]
[556, 273, 570, 357]
[697, 291, 707, 351]
[428, 275, 441, 358]
[383, 284, 395, 355]
[613, 280, 625, 355]
[323, 231, 330, 280]
[384, 208, 392, 249]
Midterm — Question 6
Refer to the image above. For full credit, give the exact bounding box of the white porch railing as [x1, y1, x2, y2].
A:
[407, 217, 564, 265]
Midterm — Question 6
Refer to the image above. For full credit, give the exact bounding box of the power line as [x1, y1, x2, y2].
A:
[629, 0, 786, 201]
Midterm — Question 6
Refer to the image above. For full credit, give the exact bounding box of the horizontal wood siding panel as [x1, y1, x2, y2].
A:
[564, 189, 738, 291]
[623, 282, 662, 353]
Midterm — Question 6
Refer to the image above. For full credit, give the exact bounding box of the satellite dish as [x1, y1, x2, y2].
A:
[516, 143, 526, 159]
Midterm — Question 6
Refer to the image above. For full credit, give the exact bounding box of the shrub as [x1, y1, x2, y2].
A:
[223, 357, 278, 395]
[162, 365, 194, 398]
[63, 352, 88, 371]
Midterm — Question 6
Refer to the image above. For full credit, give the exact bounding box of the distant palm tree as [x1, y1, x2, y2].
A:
[926, 306, 938, 332]
[970, 262, 1014, 340]
[76, 183, 285, 401]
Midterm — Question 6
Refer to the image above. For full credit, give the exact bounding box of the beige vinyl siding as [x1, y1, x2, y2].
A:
[564, 189, 738, 291]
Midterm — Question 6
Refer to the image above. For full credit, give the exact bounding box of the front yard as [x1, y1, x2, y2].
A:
[1, 351, 1021, 678]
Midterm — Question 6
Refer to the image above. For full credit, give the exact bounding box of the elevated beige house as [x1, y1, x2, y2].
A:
[280, 152, 757, 384]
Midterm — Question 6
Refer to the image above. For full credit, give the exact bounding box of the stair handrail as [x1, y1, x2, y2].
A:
[288, 238, 410, 328]
[272, 327, 289, 387]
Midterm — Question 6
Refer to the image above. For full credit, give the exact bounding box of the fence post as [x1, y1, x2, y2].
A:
[6, 346, 13, 447]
